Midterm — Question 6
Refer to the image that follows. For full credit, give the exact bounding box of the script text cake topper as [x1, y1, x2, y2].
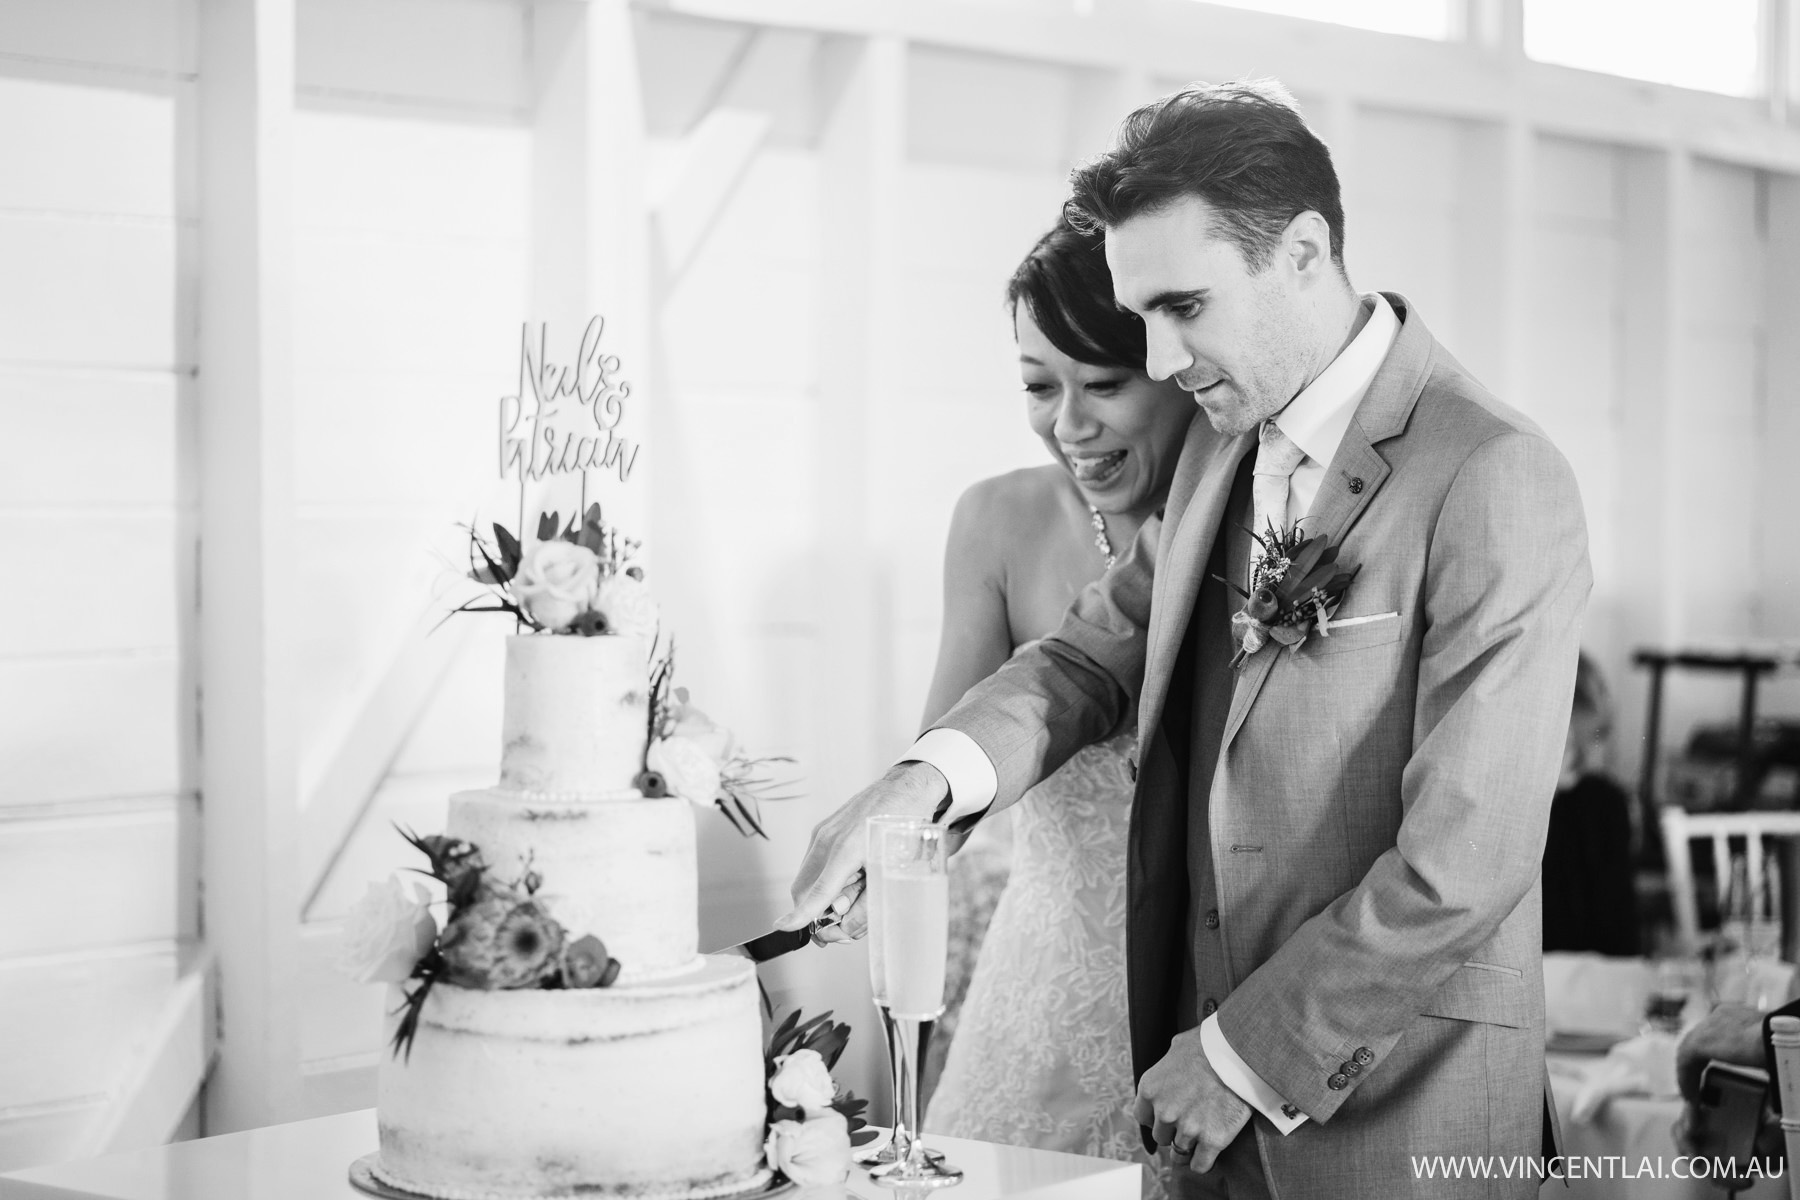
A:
[499, 316, 641, 486]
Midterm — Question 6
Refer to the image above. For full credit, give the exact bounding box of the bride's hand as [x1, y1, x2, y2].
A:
[778, 762, 949, 942]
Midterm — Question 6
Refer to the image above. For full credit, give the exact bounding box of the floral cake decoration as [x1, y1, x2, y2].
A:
[339, 828, 625, 1060]
[455, 504, 792, 839]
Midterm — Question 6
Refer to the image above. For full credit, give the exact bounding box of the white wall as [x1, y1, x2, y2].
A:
[0, 0, 198, 1165]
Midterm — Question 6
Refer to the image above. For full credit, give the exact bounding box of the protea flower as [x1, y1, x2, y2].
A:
[438, 896, 566, 989]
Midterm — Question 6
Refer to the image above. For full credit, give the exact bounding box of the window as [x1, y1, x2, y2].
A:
[1194, 0, 1454, 41]
[1524, 0, 1762, 97]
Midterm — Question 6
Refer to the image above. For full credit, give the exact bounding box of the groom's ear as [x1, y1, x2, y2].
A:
[1282, 210, 1335, 279]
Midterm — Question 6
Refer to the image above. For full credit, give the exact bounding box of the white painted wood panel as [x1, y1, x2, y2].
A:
[908, 45, 1074, 172]
[0, 514, 178, 658]
[0, 78, 175, 218]
[0, 0, 184, 78]
[0, 1103, 105, 1174]
[296, 0, 528, 116]
[0, 657, 180, 805]
[290, 230, 525, 374]
[385, 626, 507, 776]
[0, 805, 184, 956]
[0, 944, 186, 1111]
[0, 216, 177, 370]
[293, 110, 529, 239]
[0, 373, 179, 509]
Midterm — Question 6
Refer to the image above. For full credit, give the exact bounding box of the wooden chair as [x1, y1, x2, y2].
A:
[1659, 807, 1800, 953]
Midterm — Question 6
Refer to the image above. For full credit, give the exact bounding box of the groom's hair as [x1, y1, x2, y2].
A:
[1065, 79, 1345, 272]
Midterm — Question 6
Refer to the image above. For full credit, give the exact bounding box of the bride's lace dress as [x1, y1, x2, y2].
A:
[924, 728, 1162, 1197]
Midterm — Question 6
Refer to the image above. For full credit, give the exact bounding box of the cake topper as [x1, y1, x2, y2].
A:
[499, 315, 640, 486]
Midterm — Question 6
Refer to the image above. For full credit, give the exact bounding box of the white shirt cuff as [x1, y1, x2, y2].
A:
[1200, 1014, 1308, 1134]
[900, 729, 997, 826]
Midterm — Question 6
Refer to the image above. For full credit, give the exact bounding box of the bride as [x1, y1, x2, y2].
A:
[921, 216, 1194, 1194]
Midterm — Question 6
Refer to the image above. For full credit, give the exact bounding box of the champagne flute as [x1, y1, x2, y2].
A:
[866, 817, 961, 1189]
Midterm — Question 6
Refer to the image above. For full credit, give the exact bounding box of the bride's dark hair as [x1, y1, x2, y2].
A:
[1006, 217, 1148, 373]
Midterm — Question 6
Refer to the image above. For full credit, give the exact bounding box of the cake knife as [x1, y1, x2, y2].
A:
[715, 877, 862, 963]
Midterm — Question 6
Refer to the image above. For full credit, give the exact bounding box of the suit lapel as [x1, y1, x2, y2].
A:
[1218, 292, 1436, 751]
[1221, 426, 1391, 749]
[1138, 428, 1255, 745]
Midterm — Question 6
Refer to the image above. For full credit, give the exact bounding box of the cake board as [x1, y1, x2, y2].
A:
[349, 1154, 793, 1200]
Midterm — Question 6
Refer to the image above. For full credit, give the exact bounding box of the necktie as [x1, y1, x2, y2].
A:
[1252, 420, 1306, 568]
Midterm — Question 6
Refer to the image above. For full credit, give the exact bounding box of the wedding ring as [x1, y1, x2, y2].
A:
[1171, 1140, 1196, 1159]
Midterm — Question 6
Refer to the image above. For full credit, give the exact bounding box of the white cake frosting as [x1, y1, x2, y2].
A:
[446, 789, 701, 982]
[375, 957, 770, 1200]
[499, 634, 650, 796]
[374, 633, 769, 1199]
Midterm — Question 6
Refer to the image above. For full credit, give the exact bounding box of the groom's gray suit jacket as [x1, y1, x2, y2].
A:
[934, 295, 1590, 1198]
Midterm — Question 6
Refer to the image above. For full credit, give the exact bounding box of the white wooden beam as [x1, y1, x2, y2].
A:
[298, 614, 476, 917]
[85, 947, 216, 1156]
[1612, 146, 1691, 786]
[195, 0, 302, 1133]
[635, 0, 1800, 173]
[530, 0, 653, 539]
[803, 30, 906, 1123]
[1762, 174, 1800, 634]
[649, 107, 772, 289]
[1452, 116, 1533, 398]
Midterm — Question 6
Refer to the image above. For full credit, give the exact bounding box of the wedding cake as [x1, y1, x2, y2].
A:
[368, 631, 772, 1200]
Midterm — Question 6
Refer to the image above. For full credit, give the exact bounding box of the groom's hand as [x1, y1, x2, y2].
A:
[1134, 1027, 1253, 1175]
[777, 762, 949, 942]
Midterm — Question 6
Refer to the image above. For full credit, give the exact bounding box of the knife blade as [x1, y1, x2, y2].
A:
[714, 876, 864, 963]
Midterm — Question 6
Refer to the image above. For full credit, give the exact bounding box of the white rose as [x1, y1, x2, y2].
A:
[512, 540, 600, 633]
[594, 573, 659, 641]
[763, 1109, 850, 1186]
[646, 734, 723, 807]
[769, 1048, 837, 1111]
[339, 876, 437, 984]
[670, 704, 735, 764]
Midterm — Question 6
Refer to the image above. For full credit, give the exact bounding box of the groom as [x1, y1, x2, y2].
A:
[783, 80, 1588, 1198]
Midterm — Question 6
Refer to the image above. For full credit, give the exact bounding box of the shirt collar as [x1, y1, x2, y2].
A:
[1271, 292, 1399, 469]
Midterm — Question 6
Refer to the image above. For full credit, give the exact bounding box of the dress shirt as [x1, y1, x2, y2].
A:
[899, 293, 1401, 1134]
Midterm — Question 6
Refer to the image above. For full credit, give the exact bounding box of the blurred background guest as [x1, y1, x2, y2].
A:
[1544, 653, 1642, 957]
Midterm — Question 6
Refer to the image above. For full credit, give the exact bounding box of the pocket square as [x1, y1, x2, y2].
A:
[1320, 610, 1398, 634]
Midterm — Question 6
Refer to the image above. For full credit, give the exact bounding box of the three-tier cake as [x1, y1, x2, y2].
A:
[369, 634, 771, 1200]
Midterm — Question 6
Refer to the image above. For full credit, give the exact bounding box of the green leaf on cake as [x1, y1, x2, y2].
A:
[492, 523, 522, 578]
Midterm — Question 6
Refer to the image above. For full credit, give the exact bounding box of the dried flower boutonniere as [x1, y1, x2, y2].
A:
[1219, 523, 1361, 669]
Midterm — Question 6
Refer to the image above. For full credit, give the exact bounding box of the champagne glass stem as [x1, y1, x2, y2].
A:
[900, 1017, 933, 1168]
[875, 1002, 910, 1164]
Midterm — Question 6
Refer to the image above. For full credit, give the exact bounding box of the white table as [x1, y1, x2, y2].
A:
[1549, 1051, 1788, 1200]
[0, 1110, 1141, 1200]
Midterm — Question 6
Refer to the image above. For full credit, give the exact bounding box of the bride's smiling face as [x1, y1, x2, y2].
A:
[1017, 307, 1194, 518]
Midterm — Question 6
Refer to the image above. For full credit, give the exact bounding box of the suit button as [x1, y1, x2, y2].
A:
[1203, 909, 1219, 930]
[1327, 1073, 1349, 1091]
[1341, 1060, 1362, 1077]
[1202, 998, 1218, 1017]
[1280, 1103, 1301, 1119]
[1353, 1046, 1373, 1065]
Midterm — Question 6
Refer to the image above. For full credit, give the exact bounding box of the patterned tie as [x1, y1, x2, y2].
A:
[1252, 420, 1307, 567]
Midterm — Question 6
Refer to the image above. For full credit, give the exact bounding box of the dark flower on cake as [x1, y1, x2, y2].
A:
[560, 934, 621, 989]
[439, 897, 566, 989]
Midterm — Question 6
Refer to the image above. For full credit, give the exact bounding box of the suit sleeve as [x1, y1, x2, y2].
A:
[927, 512, 1162, 820]
[1215, 429, 1592, 1122]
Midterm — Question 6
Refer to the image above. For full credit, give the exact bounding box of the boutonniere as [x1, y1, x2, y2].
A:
[1218, 523, 1361, 669]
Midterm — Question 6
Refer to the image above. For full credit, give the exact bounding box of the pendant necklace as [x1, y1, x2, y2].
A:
[1087, 505, 1116, 570]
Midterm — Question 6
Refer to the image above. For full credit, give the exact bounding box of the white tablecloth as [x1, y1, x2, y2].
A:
[1550, 1052, 1788, 1200]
